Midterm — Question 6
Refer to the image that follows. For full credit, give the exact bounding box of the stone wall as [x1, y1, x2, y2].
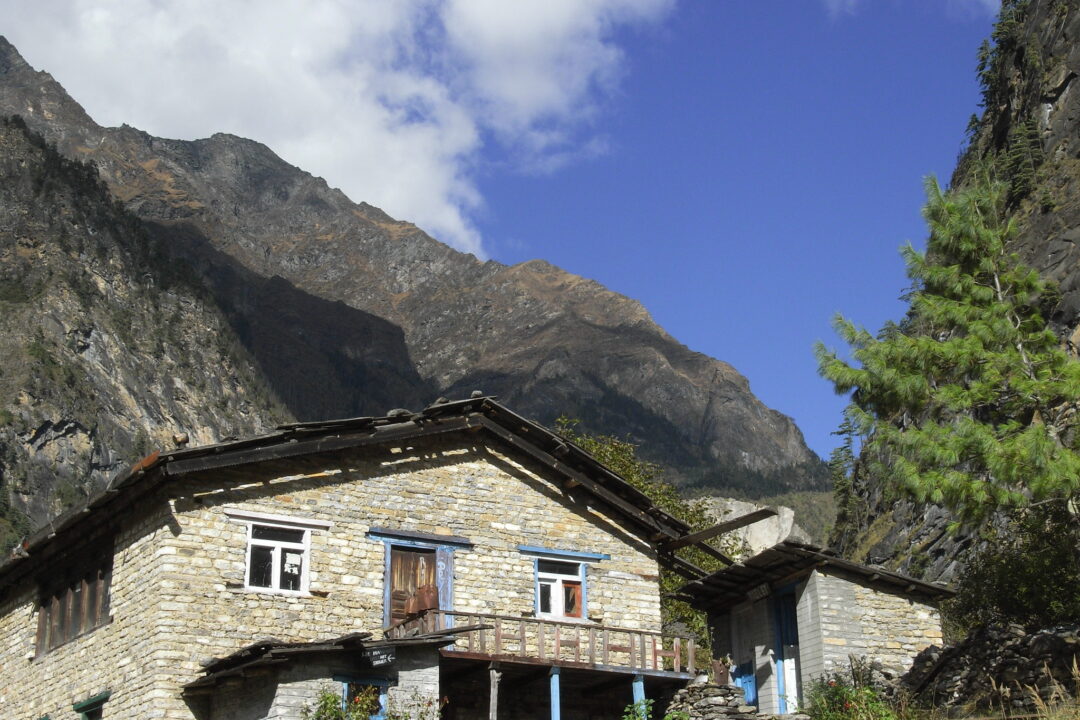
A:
[665, 682, 771, 720]
[815, 571, 942, 677]
[0, 436, 664, 718]
[709, 570, 943, 716]
[0, 496, 177, 718]
[900, 623, 1080, 711]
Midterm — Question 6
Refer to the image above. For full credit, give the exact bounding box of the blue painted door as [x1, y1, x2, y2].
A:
[733, 661, 758, 706]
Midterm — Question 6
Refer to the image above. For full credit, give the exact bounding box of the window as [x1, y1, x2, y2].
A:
[537, 559, 583, 618]
[72, 691, 110, 720]
[339, 678, 391, 720]
[36, 551, 112, 655]
[246, 523, 309, 592]
[519, 545, 609, 621]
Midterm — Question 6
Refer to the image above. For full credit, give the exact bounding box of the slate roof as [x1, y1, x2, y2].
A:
[0, 396, 698, 593]
[677, 539, 954, 611]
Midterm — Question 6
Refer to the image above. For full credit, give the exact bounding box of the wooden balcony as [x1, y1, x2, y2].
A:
[385, 609, 696, 676]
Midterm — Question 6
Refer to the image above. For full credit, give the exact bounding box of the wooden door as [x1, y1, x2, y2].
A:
[389, 546, 436, 623]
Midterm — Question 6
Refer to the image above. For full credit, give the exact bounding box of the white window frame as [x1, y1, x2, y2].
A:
[225, 510, 331, 596]
[518, 545, 609, 622]
[536, 560, 584, 619]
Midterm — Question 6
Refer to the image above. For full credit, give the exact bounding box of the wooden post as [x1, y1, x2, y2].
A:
[632, 674, 646, 719]
[489, 662, 501, 720]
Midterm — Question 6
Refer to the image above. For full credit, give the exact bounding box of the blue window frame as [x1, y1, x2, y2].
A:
[335, 675, 392, 720]
[368, 529, 471, 627]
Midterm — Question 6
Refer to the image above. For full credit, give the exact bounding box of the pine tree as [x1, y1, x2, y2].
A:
[815, 172, 1080, 525]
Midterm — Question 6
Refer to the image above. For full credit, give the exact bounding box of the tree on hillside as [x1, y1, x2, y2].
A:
[815, 172, 1080, 527]
[555, 418, 741, 656]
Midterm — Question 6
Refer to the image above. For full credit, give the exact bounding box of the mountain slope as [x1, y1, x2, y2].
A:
[0, 37, 823, 498]
[0, 117, 291, 544]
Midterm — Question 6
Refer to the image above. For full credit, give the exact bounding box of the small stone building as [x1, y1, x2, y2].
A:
[0, 397, 707, 720]
[679, 540, 953, 715]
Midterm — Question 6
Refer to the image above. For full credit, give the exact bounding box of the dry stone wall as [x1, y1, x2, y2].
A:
[814, 571, 943, 677]
[0, 498, 177, 719]
[0, 436, 664, 719]
[900, 623, 1080, 711]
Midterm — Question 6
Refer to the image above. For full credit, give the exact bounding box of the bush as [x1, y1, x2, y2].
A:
[945, 504, 1080, 635]
[806, 673, 897, 720]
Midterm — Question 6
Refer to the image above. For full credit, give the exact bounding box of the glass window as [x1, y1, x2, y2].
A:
[246, 522, 309, 593]
[536, 560, 584, 619]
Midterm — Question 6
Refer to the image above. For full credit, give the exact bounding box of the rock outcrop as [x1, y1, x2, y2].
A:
[0, 117, 290, 541]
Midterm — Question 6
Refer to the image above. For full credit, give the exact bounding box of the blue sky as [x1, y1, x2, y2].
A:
[477, 3, 997, 458]
[4, 0, 999, 459]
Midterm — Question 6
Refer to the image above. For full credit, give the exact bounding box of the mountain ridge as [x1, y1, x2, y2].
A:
[0, 36, 824, 531]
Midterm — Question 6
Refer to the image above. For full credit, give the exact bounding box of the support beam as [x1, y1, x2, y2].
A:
[550, 667, 562, 720]
[660, 509, 777, 552]
[489, 662, 501, 720]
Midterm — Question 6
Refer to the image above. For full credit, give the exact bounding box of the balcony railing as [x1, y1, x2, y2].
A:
[385, 609, 696, 674]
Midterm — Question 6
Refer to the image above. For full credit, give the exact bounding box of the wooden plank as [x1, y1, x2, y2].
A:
[588, 627, 596, 665]
[639, 634, 647, 671]
[554, 625, 562, 658]
[494, 620, 503, 655]
[602, 629, 610, 665]
[538, 624, 546, 661]
[661, 508, 777, 551]
[673, 637, 681, 673]
[518, 620, 526, 657]
[688, 640, 696, 674]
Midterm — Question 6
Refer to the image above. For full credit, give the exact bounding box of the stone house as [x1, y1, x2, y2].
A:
[0, 397, 710, 720]
[679, 540, 953, 715]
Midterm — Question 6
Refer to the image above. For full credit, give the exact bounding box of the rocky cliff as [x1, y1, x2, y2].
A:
[832, 0, 1080, 582]
[0, 117, 290, 546]
[0, 36, 825, 525]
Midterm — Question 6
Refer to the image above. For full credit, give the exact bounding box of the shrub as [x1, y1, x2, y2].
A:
[806, 673, 897, 720]
[944, 504, 1080, 634]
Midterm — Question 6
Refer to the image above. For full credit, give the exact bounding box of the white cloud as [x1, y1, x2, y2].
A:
[823, 0, 1000, 20]
[823, 0, 862, 18]
[1, 0, 673, 257]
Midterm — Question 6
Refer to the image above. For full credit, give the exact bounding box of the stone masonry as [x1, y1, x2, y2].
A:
[812, 571, 943, 677]
[0, 435, 665, 719]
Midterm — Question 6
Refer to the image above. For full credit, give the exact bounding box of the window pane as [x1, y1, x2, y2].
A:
[563, 581, 582, 618]
[539, 581, 552, 614]
[280, 550, 303, 591]
[249, 545, 274, 587]
[252, 525, 305, 543]
[538, 559, 579, 576]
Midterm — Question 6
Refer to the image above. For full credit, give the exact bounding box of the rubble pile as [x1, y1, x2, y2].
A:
[899, 623, 1080, 711]
[665, 682, 808, 720]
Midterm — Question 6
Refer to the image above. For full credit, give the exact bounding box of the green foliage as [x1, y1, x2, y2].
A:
[622, 698, 689, 720]
[817, 173, 1080, 526]
[302, 686, 380, 720]
[806, 673, 897, 720]
[945, 504, 1080, 634]
[1004, 118, 1044, 205]
[556, 418, 741, 655]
